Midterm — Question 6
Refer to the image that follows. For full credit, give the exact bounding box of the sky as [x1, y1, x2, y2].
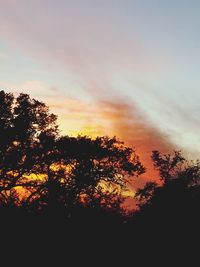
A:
[0, 0, 200, 191]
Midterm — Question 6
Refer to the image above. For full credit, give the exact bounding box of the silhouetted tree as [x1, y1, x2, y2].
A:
[0, 91, 58, 206]
[134, 150, 200, 234]
[0, 90, 145, 223]
[151, 150, 185, 182]
[26, 135, 145, 219]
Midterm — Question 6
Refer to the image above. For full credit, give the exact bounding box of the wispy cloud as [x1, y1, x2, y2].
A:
[46, 90, 176, 186]
[0, 0, 199, 176]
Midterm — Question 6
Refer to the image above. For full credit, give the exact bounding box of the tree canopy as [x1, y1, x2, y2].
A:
[0, 90, 145, 220]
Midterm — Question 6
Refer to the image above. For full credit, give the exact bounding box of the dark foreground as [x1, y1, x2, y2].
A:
[0, 206, 199, 265]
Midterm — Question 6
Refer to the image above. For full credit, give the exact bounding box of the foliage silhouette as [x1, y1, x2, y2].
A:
[0, 91, 199, 261]
[134, 150, 200, 239]
[0, 90, 145, 225]
[0, 91, 58, 204]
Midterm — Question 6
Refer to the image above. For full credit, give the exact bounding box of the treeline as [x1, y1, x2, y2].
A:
[0, 90, 199, 247]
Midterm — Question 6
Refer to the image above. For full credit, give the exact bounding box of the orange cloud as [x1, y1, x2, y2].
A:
[97, 99, 175, 182]
[46, 94, 176, 184]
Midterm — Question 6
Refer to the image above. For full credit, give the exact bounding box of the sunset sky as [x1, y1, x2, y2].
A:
[0, 0, 200, 181]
